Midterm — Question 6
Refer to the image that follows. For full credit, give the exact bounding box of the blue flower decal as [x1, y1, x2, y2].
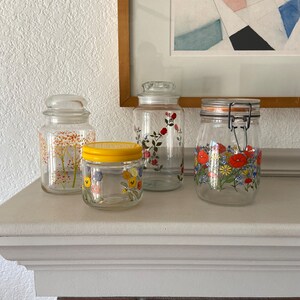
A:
[85, 166, 91, 176]
[138, 167, 143, 177]
[93, 171, 103, 182]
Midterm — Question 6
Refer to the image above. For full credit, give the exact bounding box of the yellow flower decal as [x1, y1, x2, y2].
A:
[220, 165, 232, 176]
[84, 176, 91, 188]
[128, 177, 137, 188]
[122, 170, 131, 180]
[210, 153, 220, 160]
[223, 152, 232, 159]
[122, 188, 127, 194]
[129, 168, 138, 177]
[232, 145, 239, 152]
[242, 169, 249, 176]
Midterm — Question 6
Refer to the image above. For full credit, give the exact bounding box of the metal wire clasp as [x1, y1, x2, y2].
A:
[228, 102, 252, 152]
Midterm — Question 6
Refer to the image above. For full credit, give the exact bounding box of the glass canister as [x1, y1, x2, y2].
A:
[194, 99, 262, 206]
[39, 94, 96, 194]
[133, 81, 184, 192]
[81, 142, 143, 210]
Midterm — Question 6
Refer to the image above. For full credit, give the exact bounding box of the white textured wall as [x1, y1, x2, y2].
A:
[0, 0, 299, 299]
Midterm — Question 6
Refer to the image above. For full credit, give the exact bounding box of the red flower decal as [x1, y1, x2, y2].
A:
[244, 145, 255, 158]
[144, 150, 151, 158]
[151, 159, 158, 166]
[257, 150, 262, 165]
[171, 113, 177, 120]
[245, 178, 252, 184]
[160, 128, 167, 135]
[229, 153, 247, 168]
[208, 172, 218, 178]
[137, 181, 142, 190]
[174, 124, 179, 131]
[218, 143, 226, 153]
[197, 150, 209, 165]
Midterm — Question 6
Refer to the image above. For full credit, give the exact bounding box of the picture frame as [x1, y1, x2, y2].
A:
[118, 0, 300, 108]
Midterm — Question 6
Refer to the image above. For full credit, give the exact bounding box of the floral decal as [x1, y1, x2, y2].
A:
[91, 184, 101, 194]
[135, 112, 183, 181]
[229, 153, 247, 168]
[93, 170, 103, 182]
[52, 171, 71, 189]
[82, 165, 142, 204]
[177, 160, 184, 182]
[82, 167, 103, 202]
[197, 150, 209, 165]
[39, 133, 48, 164]
[84, 176, 91, 188]
[194, 143, 261, 192]
[121, 167, 143, 201]
[40, 130, 95, 189]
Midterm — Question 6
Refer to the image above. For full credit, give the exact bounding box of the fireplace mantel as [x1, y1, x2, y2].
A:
[1, 149, 300, 297]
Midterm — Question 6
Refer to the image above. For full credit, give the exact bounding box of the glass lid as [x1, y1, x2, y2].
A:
[43, 94, 90, 121]
[138, 81, 179, 104]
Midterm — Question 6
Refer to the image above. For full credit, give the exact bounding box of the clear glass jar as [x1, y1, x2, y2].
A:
[133, 81, 184, 192]
[82, 142, 143, 210]
[194, 99, 261, 206]
[39, 94, 95, 194]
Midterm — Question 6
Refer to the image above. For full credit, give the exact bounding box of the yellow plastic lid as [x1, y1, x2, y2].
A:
[82, 142, 142, 163]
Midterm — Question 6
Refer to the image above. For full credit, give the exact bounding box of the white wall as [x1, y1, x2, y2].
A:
[0, 0, 299, 299]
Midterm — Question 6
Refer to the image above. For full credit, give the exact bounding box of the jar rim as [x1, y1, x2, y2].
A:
[82, 142, 142, 163]
[201, 98, 260, 117]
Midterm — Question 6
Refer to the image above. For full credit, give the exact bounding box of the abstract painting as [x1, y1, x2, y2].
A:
[171, 0, 300, 53]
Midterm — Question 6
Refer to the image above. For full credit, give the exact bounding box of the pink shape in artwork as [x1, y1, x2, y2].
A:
[223, 0, 247, 12]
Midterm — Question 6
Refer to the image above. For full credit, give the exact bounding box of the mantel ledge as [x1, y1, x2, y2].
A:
[1, 149, 300, 297]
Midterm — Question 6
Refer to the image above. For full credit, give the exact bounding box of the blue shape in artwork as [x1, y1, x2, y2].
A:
[174, 19, 222, 51]
[279, 0, 300, 38]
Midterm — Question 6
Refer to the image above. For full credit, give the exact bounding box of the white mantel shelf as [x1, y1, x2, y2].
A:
[1, 175, 300, 298]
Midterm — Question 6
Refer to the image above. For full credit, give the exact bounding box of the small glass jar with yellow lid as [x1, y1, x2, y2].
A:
[82, 142, 143, 210]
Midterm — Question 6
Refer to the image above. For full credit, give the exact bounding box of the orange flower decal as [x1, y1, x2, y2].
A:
[122, 171, 131, 179]
[217, 143, 226, 153]
[244, 145, 255, 158]
[197, 150, 209, 164]
[257, 150, 262, 165]
[229, 153, 247, 168]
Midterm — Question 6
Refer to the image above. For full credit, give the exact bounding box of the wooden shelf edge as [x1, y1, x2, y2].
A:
[120, 96, 300, 108]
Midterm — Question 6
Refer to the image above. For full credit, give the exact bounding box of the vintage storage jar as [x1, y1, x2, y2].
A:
[82, 142, 143, 210]
[194, 99, 262, 206]
[39, 94, 95, 194]
[133, 81, 184, 191]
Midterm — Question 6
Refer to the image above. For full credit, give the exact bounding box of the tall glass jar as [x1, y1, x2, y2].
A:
[194, 99, 261, 206]
[133, 81, 184, 191]
[39, 94, 96, 194]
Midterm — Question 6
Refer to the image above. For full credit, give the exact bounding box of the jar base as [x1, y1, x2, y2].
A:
[41, 184, 81, 195]
[197, 186, 257, 206]
[143, 177, 182, 192]
[82, 192, 142, 211]
[41, 170, 82, 195]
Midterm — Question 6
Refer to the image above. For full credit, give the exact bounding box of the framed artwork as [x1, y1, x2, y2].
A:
[118, 0, 300, 107]
[171, 0, 300, 54]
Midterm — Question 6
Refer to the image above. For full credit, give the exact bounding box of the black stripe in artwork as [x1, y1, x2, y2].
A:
[229, 26, 274, 50]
